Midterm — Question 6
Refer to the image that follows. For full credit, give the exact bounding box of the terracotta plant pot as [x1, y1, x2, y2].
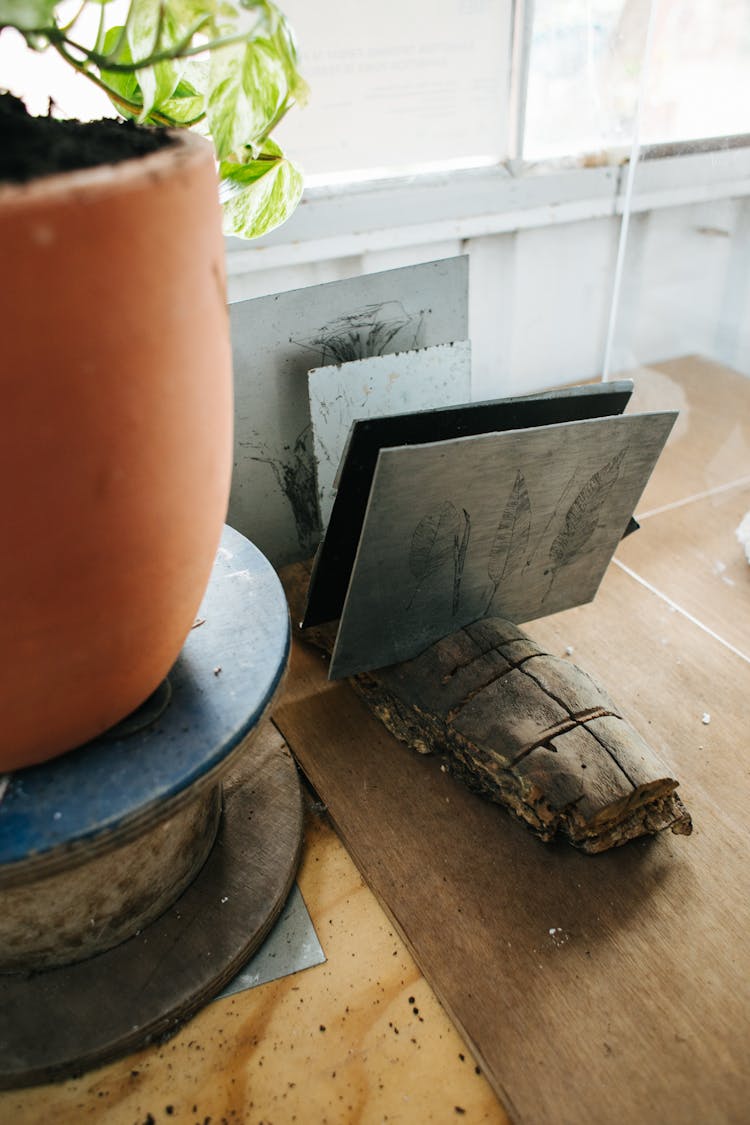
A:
[0, 131, 233, 771]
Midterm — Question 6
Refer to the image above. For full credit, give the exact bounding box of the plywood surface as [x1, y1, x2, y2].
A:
[4, 356, 749, 1124]
[274, 574, 750, 1125]
[616, 481, 750, 657]
[0, 767, 503, 1125]
[273, 358, 750, 1123]
[626, 355, 750, 513]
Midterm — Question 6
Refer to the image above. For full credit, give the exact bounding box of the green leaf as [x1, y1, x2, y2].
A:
[99, 25, 143, 117]
[219, 145, 303, 238]
[267, 6, 308, 105]
[142, 57, 182, 120]
[126, 0, 160, 58]
[172, 0, 231, 36]
[207, 36, 289, 159]
[0, 0, 57, 30]
[158, 69, 205, 124]
[2, 0, 306, 239]
[233, 2, 309, 106]
[101, 6, 203, 123]
[126, 0, 182, 120]
[166, 0, 211, 23]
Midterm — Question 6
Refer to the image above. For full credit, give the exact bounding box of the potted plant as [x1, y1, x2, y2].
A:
[0, 0, 307, 770]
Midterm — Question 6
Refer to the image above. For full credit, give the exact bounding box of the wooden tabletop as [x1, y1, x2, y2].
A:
[3, 355, 749, 1124]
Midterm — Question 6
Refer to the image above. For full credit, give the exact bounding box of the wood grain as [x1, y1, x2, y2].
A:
[4, 356, 748, 1124]
[274, 574, 750, 1124]
[616, 481, 750, 657]
[626, 355, 750, 513]
[0, 758, 505, 1125]
[286, 564, 691, 852]
[533, 561, 750, 824]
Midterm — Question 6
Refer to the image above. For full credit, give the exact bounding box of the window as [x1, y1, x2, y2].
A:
[524, 0, 750, 161]
[2, 1, 748, 182]
[3, 4, 748, 396]
[274, 0, 513, 184]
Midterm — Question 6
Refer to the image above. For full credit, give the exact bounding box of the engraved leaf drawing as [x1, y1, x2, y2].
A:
[248, 426, 319, 554]
[366, 317, 407, 357]
[485, 470, 532, 614]
[305, 302, 416, 365]
[452, 509, 472, 616]
[545, 448, 627, 596]
[407, 501, 461, 609]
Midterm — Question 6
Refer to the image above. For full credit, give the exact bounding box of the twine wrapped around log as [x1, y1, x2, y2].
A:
[284, 563, 692, 853]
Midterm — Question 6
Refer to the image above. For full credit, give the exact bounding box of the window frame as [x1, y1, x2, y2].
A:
[225, 137, 750, 276]
[226, 0, 750, 272]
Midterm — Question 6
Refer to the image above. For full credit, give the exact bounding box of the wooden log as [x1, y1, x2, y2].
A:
[283, 562, 692, 853]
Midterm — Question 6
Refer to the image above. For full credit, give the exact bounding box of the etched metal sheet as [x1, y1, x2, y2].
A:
[309, 340, 471, 528]
[228, 257, 469, 567]
[330, 411, 676, 678]
[217, 883, 325, 997]
[304, 381, 635, 630]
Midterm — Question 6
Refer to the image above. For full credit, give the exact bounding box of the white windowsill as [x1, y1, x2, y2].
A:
[224, 140, 750, 275]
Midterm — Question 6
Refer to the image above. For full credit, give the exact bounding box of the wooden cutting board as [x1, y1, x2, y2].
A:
[274, 558, 750, 1125]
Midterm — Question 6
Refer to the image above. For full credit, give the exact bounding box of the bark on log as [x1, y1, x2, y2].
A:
[282, 562, 692, 853]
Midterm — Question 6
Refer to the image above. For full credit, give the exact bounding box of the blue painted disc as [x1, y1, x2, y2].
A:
[0, 526, 290, 881]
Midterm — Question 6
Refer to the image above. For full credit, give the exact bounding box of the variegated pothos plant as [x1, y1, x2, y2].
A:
[0, 0, 307, 237]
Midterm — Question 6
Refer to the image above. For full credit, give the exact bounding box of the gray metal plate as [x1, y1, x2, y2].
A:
[228, 257, 469, 566]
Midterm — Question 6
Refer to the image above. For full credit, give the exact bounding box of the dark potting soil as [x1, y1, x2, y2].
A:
[0, 92, 176, 185]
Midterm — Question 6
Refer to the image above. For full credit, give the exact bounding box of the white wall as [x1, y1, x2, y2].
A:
[227, 194, 750, 399]
[611, 197, 750, 378]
